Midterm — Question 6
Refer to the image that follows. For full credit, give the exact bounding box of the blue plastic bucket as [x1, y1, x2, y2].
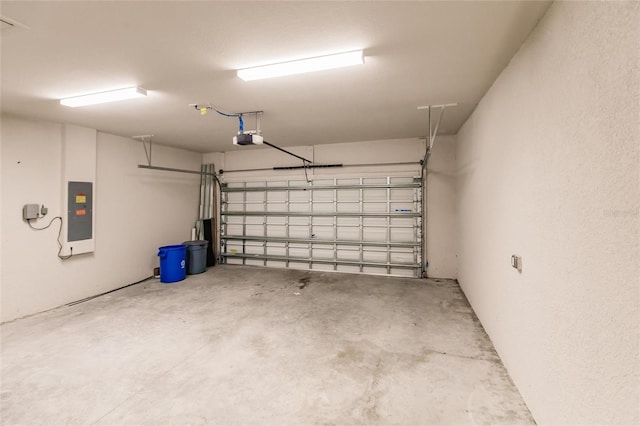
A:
[157, 245, 187, 283]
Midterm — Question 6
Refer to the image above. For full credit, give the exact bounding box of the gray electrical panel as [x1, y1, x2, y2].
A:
[67, 181, 93, 242]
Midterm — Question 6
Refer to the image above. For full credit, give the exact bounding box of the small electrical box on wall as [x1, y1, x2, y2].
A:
[511, 255, 522, 272]
[68, 181, 93, 243]
[23, 204, 39, 220]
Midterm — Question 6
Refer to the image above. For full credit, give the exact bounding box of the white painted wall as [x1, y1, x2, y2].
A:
[1, 114, 202, 322]
[425, 136, 457, 279]
[61, 124, 97, 255]
[204, 137, 457, 278]
[456, 2, 639, 424]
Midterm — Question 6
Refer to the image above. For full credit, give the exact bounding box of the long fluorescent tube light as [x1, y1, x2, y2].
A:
[237, 50, 364, 81]
[60, 86, 147, 107]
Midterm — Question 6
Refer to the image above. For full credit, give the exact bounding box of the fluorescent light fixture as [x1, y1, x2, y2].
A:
[60, 86, 147, 107]
[237, 50, 364, 81]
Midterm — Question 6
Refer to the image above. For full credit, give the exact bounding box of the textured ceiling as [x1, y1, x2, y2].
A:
[1, 1, 551, 153]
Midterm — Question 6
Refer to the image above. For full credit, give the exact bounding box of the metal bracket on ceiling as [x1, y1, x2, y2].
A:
[133, 133, 224, 182]
[190, 103, 264, 134]
[418, 103, 457, 151]
[238, 110, 263, 135]
[233, 110, 313, 164]
[133, 134, 155, 166]
[418, 103, 457, 169]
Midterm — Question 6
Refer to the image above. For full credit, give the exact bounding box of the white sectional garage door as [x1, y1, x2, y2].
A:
[220, 176, 423, 277]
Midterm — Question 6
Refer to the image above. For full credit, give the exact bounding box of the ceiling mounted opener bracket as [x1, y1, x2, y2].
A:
[238, 110, 264, 135]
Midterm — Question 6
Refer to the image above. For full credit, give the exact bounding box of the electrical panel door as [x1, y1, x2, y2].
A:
[68, 181, 93, 242]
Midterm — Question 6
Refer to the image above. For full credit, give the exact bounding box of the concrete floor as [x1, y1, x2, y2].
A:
[1, 265, 534, 425]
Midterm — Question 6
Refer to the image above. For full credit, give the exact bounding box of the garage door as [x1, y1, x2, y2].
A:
[220, 176, 423, 277]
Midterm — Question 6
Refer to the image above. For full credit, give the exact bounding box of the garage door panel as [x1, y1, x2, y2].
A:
[312, 263, 335, 272]
[390, 218, 415, 226]
[226, 242, 243, 253]
[311, 248, 334, 259]
[266, 225, 286, 237]
[225, 215, 244, 224]
[363, 177, 387, 184]
[267, 216, 287, 225]
[266, 244, 286, 256]
[245, 224, 265, 236]
[226, 224, 244, 235]
[246, 203, 265, 212]
[362, 188, 386, 200]
[390, 203, 414, 213]
[266, 260, 287, 268]
[312, 217, 333, 226]
[288, 226, 310, 238]
[313, 190, 334, 202]
[267, 191, 287, 202]
[226, 193, 244, 203]
[336, 227, 360, 241]
[290, 262, 309, 270]
[390, 188, 414, 200]
[390, 249, 416, 263]
[245, 216, 264, 225]
[289, 247, 309, 258]
[220, 176, 422, 277]
[336, 203, 360, 213]
[312, 227, 333, 240]
[312, 203, 334, 213]
[390, 177, 416, 184]
[225, 202, 244, 211]
[362, 202, 387, 213]
[337, 178, 361, 185]
[361, 227, 386, 242]
[337, 217, 360, 226]
[391, 268, 416, 277]
[363, 217, 387, 226]
[290, 191, 310, 202]
[337, 247, 360, 261]
[245, 244, 264, 255]
[289, 203, 310, 212]
[337, 264, 361, 274]
[289, 216, 310, 225]
[245, 191, 264, 202]
[362, 249, 387, 263]
[337, 190, 359, 201]
[390, 228, 416, 243]
[267, 202, 287, 211]
[363, 265, 387, 275]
